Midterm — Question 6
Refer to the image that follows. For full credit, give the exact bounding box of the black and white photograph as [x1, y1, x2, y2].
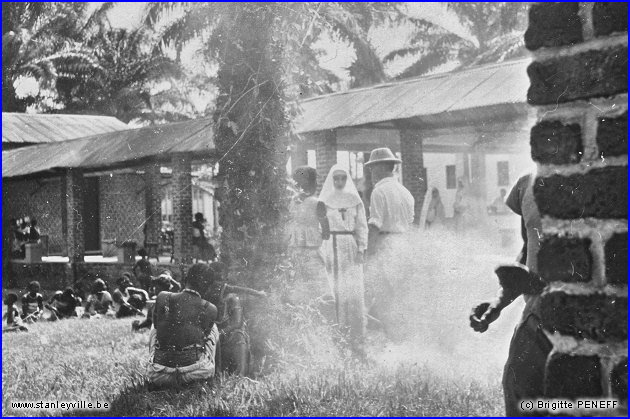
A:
[1, 2, 627, 416]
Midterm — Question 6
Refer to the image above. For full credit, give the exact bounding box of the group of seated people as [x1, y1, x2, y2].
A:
[3, 261, 266, 385]
[9, 217, 41, 259]
[2, 269, 181, 330]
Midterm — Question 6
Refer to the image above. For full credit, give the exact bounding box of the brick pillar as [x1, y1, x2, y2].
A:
[469, 148, 487, 202]
[291, 138, 308, 170]
[525, 2, 627, 412]
[315, 130, 337, 190]
[60, 176, 68, 257]
[144, 163, 162, 246]
[171, 153, 193, 263]
[400, 129, 427, 224]
[65, 168, 85, 262]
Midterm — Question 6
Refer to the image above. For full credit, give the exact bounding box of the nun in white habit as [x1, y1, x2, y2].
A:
[319, 164, 368, 350]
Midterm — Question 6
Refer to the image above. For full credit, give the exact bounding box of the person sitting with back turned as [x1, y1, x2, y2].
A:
[146, 264, 219, 387]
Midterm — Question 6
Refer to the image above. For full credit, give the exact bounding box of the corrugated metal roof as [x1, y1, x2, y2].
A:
[2, 113, 129, 144]
[2, 118, 214, 178]
[293, 59, 531, 133]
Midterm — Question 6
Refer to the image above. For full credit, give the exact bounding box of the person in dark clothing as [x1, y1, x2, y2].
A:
[46, 288, 81, 320]
[27, 218, 41, 242]
[470, 173, 551, 416]
[21, 281, 44, 322]
[133, 248, 153, 291]
[192, 213, 217, 262]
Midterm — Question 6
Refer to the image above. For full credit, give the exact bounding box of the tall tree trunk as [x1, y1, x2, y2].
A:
[213, 3, 290, 282]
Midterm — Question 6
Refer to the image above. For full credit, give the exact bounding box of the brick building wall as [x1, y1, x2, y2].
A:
[98, 173, 146, 246]
[315, 130, 338, 190]
[2, 178, 64, 254]
[525, 2, 627, 411]
[3, 172, 152, 256]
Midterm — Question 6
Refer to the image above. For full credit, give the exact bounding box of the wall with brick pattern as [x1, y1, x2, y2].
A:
[3, 172, 161, 257]
[2, 178, 64, 254]
[99, 173, 146, 246]
[315, 130, 338, 191]
[526, 2, 627, 412]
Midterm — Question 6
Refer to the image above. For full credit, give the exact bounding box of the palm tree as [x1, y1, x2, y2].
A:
[384, 2, 531, 79]
[55, 27, 186, 123]
[2, 2, 102, 112]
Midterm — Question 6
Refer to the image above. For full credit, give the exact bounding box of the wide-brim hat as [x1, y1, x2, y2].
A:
[364, 147, 401, 167]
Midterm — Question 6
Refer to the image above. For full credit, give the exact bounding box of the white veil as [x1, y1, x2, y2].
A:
[319, 164, 362, 209]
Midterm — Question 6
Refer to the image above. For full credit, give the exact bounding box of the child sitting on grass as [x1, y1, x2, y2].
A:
[46, 287, 82, 320]
[21, 281, 44, 323]
[3, 293, 28, 332]
[83, 278, 114, 318]
[112, 273, 148, 318]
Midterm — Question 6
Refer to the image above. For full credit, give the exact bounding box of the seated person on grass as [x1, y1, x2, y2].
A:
[149, 271, 181, 298]
[46, 287, 81, 320]
[84, 278, 114, 317]
[204, 262, 266, 376]
[146, 264, 219, 387]
[21, 281, 44, 322]
[133, 248, 153, 291]
[132, 275, 173, 332]
[112, 273, 149, 318]
[3, 293, 28, 332]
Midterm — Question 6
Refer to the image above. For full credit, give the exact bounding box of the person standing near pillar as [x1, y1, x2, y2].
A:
[286, 166, 331, 305]
[470, 173, 551, 416]
[363, 148, 414, 340]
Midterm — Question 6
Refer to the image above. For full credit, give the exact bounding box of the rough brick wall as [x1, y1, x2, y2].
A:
[66, 169, 85, 261]
[2, 178, 64, 254]
[143, 164, 163, 245]
[400, 129, 427, 224]
[315, 130, 338, 190]
[526, 2, 627, 411]
[99, 173, 146, 246]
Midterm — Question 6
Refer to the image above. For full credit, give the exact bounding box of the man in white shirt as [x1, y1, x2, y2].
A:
[364, 148, 415, 340]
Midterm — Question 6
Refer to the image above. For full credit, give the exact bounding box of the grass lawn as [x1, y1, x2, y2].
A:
[3, 231, 522, 416]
